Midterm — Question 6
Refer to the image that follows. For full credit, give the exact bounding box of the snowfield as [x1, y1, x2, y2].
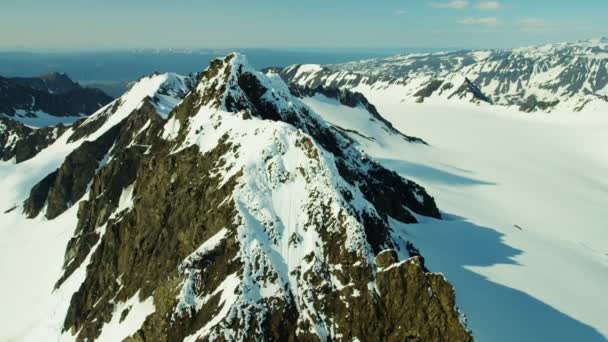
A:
[302, 92, 608, 341]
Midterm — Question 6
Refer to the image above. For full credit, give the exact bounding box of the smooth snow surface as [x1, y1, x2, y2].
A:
[303, 94, 608, 341]
[0, 205, 80, 341]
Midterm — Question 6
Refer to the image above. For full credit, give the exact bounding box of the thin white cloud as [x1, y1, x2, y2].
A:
[431, 1, 469, 9]
[394, 9, 407, 16]
[476, 1, 502, 10]
[518, 18, 558, 32]
[458, 17, 499, 26]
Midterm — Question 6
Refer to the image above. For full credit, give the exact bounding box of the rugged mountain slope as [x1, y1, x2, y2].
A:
[0, 54, 470, 341]
[0, 73, 113, 126]
[276, 38, 608, 113]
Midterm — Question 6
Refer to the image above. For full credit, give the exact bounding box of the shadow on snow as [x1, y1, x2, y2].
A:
[391, 215, 606, 341]
[379, 158, 496, 186]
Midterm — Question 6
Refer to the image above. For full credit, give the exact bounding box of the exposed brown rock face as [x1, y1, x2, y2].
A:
[23, 55, 471, 341]
[63, 142, 243, 341]
[375, 257, 473, 342]
[22, 169, 58, 216]
[45, 124, 122, 220]
[375, 249, 399, 268]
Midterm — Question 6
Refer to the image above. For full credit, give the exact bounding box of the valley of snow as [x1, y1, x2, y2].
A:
[302, 91, 608, 341]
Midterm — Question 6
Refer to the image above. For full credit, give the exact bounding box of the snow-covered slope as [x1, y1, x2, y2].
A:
[0, 55, 470, 341]
[291, 82, 608, 341]
[278, 38, 608, 113]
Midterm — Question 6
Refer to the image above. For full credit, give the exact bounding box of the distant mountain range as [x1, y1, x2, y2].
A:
[273, 38, 608, 113]
[0, 72, 112, 126]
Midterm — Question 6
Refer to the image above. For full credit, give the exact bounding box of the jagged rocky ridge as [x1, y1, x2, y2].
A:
[17, 54, 471, 341]
[0, 72, 112, 122]
[276, 38, 608, 112]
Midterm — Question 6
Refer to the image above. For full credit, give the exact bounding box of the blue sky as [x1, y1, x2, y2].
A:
[1, 0, 606, 50]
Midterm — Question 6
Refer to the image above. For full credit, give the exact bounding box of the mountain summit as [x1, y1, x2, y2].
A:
[0, 54, 470, 341]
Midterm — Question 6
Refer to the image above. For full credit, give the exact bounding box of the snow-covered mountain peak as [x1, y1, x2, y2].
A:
[149, 72, 197, 117]
[0, 54, 472, 341]
[72, 72, 194, 143]
[187, 52, 253, 111]
[100, 72, 193, 120]
[168, 53, 338, 148]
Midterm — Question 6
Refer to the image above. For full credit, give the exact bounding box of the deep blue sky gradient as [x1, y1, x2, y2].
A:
[1, 0, 606, 50]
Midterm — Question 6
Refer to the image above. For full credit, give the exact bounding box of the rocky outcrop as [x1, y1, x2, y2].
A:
[519, 95, 560, 113]
[47, 124, 122, 219]
[22, 170, 58, 217]
[375, 256, 472, 341]
[449, 78, 493, 104]
[414, 79, 444, 102]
